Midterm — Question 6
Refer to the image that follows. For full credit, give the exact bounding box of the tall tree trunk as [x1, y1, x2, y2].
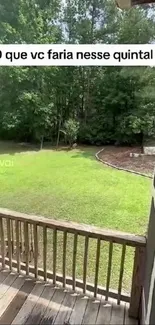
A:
[40, 135, 44, 150]
[56, 106, 63, 149]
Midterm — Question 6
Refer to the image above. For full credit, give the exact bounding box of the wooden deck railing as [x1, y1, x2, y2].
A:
[0, 208, 146, 319]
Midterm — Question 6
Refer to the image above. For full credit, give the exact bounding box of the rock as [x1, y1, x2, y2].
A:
[144, 146, 155, 155]
[133, 153, 140, 158]
[130, 152, 140, 158]
[72, 143, 77, 149]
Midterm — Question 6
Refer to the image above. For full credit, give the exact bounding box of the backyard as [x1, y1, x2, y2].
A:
[0, 142, 151, 294]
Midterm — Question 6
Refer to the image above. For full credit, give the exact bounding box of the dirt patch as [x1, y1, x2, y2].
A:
[98, 146, 155, 177]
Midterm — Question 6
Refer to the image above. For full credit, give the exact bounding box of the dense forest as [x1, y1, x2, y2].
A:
[0, 0, 155, 147]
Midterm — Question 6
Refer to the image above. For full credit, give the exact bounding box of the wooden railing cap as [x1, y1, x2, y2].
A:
[0, 208, 146, 247]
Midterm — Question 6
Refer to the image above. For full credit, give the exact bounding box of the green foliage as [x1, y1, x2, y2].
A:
[0, 1, 155, 145]
[63, 119, 79, 147]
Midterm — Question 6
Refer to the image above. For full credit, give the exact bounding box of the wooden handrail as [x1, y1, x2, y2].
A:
[0, 208, 146, 320]
[0, 208, 146, 247]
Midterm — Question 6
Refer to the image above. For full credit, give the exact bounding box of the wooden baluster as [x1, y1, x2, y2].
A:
[83, 236, 89, 294]
[63, 231, 67, 288]
[105, 241, 113, 301]
[34, 224, 38, 279]
[0, 218, 5, 269]
[129, 246, 146, 319]
[11, 220, 14, 256]
[19, 221, 23, 260]
[7, 218, 12, 271]
[72, 233, 78, 291]
[53, 229, 57, 286]
[117, 244, 126, 305]
[30, 224, 34, 260]
[16, 220, 21, 273]
[94, 238, 101, 298]
[24, 221, 29, 275]
[43, 226, 47, 281]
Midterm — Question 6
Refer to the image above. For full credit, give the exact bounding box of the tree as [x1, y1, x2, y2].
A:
[62, 119, 79, 148]
[0, 0, 155, 146]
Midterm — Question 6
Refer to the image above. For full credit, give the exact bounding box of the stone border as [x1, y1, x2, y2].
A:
[95, 148, 153, 179]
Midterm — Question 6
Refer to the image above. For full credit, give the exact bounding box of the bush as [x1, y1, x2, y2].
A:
[63, 119, 79, 147]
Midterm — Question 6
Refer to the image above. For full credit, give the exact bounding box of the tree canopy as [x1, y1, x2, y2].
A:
[0, 0, 155, 146]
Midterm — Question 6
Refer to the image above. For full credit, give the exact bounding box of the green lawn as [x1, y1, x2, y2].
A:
[0, 143, 151, 293]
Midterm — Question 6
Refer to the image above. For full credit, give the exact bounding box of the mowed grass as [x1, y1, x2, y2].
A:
[0, 144, 151, 293]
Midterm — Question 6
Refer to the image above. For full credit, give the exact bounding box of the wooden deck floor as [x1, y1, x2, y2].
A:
[0, 270, 137, 325]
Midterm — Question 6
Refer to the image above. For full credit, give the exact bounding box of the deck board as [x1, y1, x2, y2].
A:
[110, 303, 125, 324]
[82, 298, 100, 324]
[0, 272, 18, 299]
[96, 301, 112, 324]
[0, 279, 35, 325]
[124, 304, 138, 325]
[25, 284, 56, 325]
[0, 270, 10, 284]
[69, 295, 88, 325]
[0, 272, 138, 325]
[54, 291, 77, 325]
[40, 287, 66, 324]
[0, 274, 25, 318]
[12, 282, 45, 324]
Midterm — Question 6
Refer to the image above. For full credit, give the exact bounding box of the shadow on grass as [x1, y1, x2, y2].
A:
[0, 141, 39, 156]
[0, 141, 72, 155]
[70, 151, 96, 160]
[55, 145, 99, 161]
[0, 141, 100, 163]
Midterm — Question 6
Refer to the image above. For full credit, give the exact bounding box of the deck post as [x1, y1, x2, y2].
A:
[129, 246, 146, 319]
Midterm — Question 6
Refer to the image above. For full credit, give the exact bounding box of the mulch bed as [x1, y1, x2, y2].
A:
[98, 146, 155, 177]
